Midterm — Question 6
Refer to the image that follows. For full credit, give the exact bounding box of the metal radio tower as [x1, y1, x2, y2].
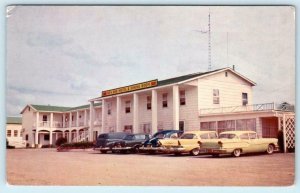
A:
[208, 10, 211, 71]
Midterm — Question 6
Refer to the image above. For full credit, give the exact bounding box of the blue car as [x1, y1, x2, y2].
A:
[139, 130, 184, 153]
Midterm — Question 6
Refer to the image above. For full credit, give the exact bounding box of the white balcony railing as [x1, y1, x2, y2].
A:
[199, 102, 294, 116]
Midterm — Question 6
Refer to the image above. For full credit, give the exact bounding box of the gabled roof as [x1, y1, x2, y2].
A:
[157, 68, 225, 87]
[90, 67, 256, 101]
[31, 104, 71, 112]
[7, 117, 22, 124]
[20, 103, 102, 114]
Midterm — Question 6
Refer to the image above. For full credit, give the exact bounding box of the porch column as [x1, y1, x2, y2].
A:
[62, 114, 66, 128]
[101, 99, 106, 133]
[35, 130, 39, 145]
[151, 90, 158, 134]
[69, 131, 72, 142]
[116, 96, 121, 132]
[50, 113, 53, 128]
[76, 111, 79, 127]
[89, 101, 94, 142]
[84, 109, 87, 126]
[76, 130, 79, 142]
[69, 112, 72, 128]
[133, 93, 139, 133]
[49, 130, 53, 145]
[36, 112, 40, 128]
[173, 85, 180, 130]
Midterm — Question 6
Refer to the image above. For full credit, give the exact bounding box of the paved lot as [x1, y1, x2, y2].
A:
[6, 148, 294, 186]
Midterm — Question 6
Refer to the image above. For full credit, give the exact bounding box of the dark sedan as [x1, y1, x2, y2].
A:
[111, 133, 151, 153]
[94, 132, 127, 153]
[139, 130, 184, 153]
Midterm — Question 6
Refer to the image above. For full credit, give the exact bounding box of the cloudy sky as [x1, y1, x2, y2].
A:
[6, 6, 295, 116]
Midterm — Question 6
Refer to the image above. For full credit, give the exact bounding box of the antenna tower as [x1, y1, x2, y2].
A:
[208, 9, 212, 71]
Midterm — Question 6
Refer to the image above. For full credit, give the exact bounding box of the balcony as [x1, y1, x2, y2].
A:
[199, 102, 294, 116]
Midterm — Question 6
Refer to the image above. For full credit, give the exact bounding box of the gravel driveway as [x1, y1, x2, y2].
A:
[6, 148, 294, 186]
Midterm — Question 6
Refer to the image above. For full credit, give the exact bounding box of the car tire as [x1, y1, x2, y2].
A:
[266, 144, 274, 154]
[133, 146, 140, 153]
[100, 150, 107, 154]
[212, 154, 220, 158]
[232, 149, 241, 157]
[190, 148, 200, 156]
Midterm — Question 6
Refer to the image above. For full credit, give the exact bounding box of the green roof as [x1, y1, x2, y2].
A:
[7, 117, 22, 124]
[28, 103, 102, 113]
[31, 104, 71, 112]
[157, 68, 224, 87]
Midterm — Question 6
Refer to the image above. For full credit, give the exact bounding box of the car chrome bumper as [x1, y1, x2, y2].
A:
[112, 147, 132, 150]
[204, 148, 228, 154]
[94, 147, 111, 151]
[139, 146, 161, 151]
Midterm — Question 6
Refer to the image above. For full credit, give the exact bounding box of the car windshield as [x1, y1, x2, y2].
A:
[180, 134, 197, 139]
[124, 135, 135, 140]
[219, 133, 237, 139]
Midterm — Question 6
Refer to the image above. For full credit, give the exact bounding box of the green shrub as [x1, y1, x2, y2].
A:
[58, 141, 94, 149]
[55, 137, 67, 146]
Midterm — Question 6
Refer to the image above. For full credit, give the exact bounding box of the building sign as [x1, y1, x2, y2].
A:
[101, 79, 158, 97]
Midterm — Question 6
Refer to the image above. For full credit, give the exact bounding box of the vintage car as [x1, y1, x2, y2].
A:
[199, 130, 279, 157]
[158, 130, 218, 156]
[139, 130, 184, 153]
[111, 133, 151, 153]
[94, 132, 127, 153]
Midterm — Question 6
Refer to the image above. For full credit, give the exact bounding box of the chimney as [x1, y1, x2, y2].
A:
[232, 65, 235, 71]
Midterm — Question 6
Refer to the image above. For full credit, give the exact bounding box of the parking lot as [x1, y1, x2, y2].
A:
[6, 148, 294, 186]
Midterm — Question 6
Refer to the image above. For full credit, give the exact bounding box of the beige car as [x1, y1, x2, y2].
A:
[158, 130, 218, 156]
[200, 130, 279, 157]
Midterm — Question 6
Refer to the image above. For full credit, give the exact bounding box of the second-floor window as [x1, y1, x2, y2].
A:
[7, 130, 11, 137]
[213, 89, 220, 104]
[147, 96, 151, 110]
[42, 115, 47, 122]
[125, 101, 131, 113]
[242, 93, 248, 106]
[14, 130, 18, 137]
[162, 93, 168, 108]
[180, 90, 186, 105]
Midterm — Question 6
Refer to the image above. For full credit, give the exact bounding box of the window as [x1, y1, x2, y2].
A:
[179, 121, 184, 132]
[143, 123, 151, 134]
[180, 90, 186, 105]
[242, 93, 248, 106]
[180, 133, 197, 139]
[200, 122, 216, 131]
[7, 130, 11, 137]
[217, 120, 235, 134]
[162, 93, 168, 108]
[107, 102, 111, 115]
[42, 115, 47, 122]
[125, 101, 131, 113]
[239, 133, 249, 140]
[225, 72, 228, 77]
[200, 133, 209, 139]
[71, 115, 74, 121]
[249, 133, 257, 139]
[124, 125, 133, 133]
[14, 130, 18, 137]
[44, 134, 50, 141]
[146, 96, 151, 110]
[25, 134, 29, 140]
[28, 107, 30, 111]
[236, 119, 256, 131]
[213, 89, 220, 104]
[209, 132, 218, 139]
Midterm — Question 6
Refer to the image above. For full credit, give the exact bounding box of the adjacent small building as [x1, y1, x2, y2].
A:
[6, 117, 26, 148]
[20, 67, 295, 151]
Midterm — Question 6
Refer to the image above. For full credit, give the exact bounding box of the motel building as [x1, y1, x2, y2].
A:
[6, 117, 26, 148]
[21, 67, 295, 150]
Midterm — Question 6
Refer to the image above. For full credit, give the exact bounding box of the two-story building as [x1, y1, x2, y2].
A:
[21, 103, 101, 147]
[21, 67, 295, 150]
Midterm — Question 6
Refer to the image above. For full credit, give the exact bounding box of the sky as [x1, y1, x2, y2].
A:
[6, 6, 295, 116]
